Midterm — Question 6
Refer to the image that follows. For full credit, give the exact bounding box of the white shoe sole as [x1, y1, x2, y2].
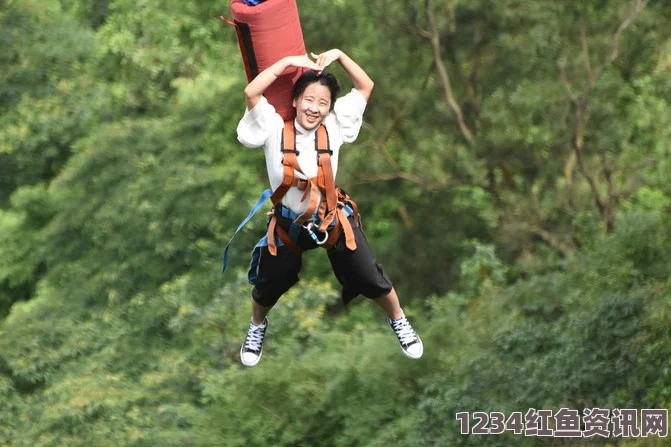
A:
[240, 345, 263, 367]
[402, 338, 424, 359]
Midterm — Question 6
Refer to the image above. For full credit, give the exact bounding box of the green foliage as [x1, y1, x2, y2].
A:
[0, 0, 99, 202]
[414, 211, 671, 446]
[0, 184, 52, 316]
[2, 0, 671, 445]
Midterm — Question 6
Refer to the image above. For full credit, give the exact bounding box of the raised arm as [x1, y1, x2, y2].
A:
[244, 55, 321, 110]
[311, 49, 374, 101]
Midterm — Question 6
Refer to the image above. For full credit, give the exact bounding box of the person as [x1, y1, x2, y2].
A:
[236, 49, 423, 367]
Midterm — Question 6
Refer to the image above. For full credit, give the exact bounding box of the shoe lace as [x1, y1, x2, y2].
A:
[244, 324, 265, 352]
[391, 317, 417, 345]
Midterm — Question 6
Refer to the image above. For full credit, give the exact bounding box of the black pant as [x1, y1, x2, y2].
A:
[252, 215, 393, 306]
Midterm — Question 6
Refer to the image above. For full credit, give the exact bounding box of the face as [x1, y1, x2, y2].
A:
[293, 82, 332, 130]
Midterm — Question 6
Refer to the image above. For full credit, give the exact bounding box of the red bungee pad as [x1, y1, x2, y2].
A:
[226, 0, 307, 120]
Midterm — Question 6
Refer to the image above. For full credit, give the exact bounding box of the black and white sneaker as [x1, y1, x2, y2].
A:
[387, 314, 423, 359]
[240, 318, 268, 367]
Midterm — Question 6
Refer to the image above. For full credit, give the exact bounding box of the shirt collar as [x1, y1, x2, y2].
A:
[294, 119, 318, 138]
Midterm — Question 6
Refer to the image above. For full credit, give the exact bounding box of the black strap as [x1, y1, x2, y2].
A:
[234, 20, 259, 79]
[280, 125, 299, 155]
[280, 124, 331, 158]
[315, 126, 332, 157]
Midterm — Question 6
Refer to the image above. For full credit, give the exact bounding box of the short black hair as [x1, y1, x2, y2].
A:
[292, 70, 341, 111]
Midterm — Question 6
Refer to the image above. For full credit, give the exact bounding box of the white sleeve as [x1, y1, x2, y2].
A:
[236, 96, 283, 148]
[332, 88, 368, 144]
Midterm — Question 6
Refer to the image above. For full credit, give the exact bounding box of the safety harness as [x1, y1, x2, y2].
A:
[267, 120, 358, 254]
[222, 120, 360, 281]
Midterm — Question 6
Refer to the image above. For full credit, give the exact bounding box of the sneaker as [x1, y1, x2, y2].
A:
[387, 314, 423, 359]
[240, 318, 268, 367]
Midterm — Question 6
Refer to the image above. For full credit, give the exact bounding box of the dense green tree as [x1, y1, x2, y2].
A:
[1, 0, 670, 445]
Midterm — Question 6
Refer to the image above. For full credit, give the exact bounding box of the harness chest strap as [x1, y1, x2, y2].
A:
[270, 123, 320, 223]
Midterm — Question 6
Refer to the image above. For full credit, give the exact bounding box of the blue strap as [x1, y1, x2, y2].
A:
[248, 242, 263, 284]
[288, 222, 302, 242]
[222, 189, 272, 274]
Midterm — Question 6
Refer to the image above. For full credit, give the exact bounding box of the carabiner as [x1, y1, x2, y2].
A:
[305, 222, 329, 245]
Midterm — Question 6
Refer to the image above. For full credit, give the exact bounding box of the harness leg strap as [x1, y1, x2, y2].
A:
[267, 215, 278, 256]
[337, 208, 357, 251]
[323, 218, 341, 249]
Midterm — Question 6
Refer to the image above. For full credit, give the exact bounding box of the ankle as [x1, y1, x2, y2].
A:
[389, 311, 405, 320]
[251, 317, 266, 326]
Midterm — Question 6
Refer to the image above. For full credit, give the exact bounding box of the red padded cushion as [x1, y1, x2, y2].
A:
[230, 0, 307, 120]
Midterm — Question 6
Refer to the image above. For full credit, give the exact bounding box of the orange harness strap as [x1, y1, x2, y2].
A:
[322, 190, 357, 251]
[316, 125, 338, 232]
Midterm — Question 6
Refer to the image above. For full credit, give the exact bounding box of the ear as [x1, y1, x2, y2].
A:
[292, 98, 297, 108]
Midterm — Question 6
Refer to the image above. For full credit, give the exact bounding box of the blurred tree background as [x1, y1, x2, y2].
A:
[1, 0, 670, 445]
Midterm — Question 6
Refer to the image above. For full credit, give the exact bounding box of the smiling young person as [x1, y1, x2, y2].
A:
[236, 49, 423, 367]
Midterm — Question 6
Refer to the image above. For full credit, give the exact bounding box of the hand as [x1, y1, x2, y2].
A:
[310, 49, 342, 73]
[287, 54, 322, 71]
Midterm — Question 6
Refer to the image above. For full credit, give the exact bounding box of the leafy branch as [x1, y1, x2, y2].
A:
[558, 0, 648, 232]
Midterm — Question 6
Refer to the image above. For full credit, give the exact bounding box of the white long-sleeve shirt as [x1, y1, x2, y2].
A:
[237, 88, 367, 213]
